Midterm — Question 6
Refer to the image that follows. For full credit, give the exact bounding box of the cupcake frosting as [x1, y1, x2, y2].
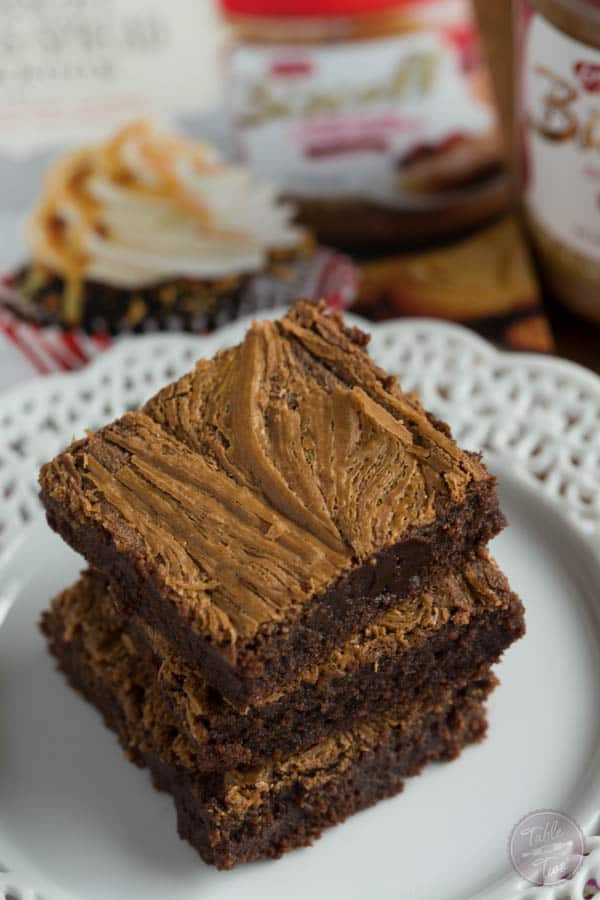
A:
[25, 121, 302, 294]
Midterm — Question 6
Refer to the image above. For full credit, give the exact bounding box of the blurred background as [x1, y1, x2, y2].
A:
[1, 0, 599, 386]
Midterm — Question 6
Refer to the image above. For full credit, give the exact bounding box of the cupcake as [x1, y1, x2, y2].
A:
[4, 120, 352, 334]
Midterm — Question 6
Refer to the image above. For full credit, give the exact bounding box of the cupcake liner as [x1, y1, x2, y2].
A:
[0, 248, 358, 377]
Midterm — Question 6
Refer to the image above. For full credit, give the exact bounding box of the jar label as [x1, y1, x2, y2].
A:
[0, 0, 221, 158]
[226, 2, 499, 207]
[520, 7, 600, 262]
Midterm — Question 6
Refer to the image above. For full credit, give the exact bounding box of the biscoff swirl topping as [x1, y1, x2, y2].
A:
[40, 300, 490, 649]
[25, 120, 302, 322]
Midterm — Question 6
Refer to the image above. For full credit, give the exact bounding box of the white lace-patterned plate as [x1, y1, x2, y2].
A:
[1, 311, 600, 900]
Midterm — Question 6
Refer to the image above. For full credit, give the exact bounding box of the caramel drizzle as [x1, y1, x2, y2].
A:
[27, 120, 245, 323]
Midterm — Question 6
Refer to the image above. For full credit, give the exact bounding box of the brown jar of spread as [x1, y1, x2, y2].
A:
[220, 0, 507, 251]
[517, 0, 600, 322]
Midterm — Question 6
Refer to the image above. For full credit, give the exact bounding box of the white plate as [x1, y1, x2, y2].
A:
[1, 313, 600, 900]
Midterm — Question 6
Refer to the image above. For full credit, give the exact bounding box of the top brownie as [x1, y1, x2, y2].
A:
[39, 300, 505, 708]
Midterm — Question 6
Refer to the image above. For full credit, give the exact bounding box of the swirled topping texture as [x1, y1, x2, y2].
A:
[40, 300, 490, 647]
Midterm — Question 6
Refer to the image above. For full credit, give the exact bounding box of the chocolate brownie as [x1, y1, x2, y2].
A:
[41, 597, 494, 868]
[53, 554, 522, 771]
[39, 300, 505, 708]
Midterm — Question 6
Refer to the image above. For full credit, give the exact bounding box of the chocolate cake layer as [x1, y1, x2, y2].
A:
[55, 554, 522, 771]
[156, 686, 490, 869]
[40, 300, 505, 707]
[9, 242, 315, 334]
[42, 598, 494, 869]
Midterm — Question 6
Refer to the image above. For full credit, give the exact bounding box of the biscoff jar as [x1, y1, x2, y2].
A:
[517, 0, 600, 322]
[220, 0, 507, 250]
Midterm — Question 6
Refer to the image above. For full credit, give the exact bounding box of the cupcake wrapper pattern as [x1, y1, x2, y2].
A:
[0, 248, 358, 376]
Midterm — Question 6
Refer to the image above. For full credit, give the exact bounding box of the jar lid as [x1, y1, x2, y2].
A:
[220, 0, 434, 16]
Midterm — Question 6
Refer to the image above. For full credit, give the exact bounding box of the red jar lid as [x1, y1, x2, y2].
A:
[220, 0, 435, 16]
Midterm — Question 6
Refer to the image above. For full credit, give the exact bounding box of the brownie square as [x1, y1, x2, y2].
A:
[50, 553, 522, 772]
[153, 554, 522, 769]
[41, 595, 495, 869]
[40, 300, 505, 707]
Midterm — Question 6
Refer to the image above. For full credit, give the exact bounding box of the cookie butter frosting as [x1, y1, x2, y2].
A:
[40, 301, 490, 651]
[45, 576, 494, 798]
[25, 120, 301, 313]
[149, 555, 511, 739]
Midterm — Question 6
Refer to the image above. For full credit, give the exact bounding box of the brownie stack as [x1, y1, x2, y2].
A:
[39, 300, 525, 869]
